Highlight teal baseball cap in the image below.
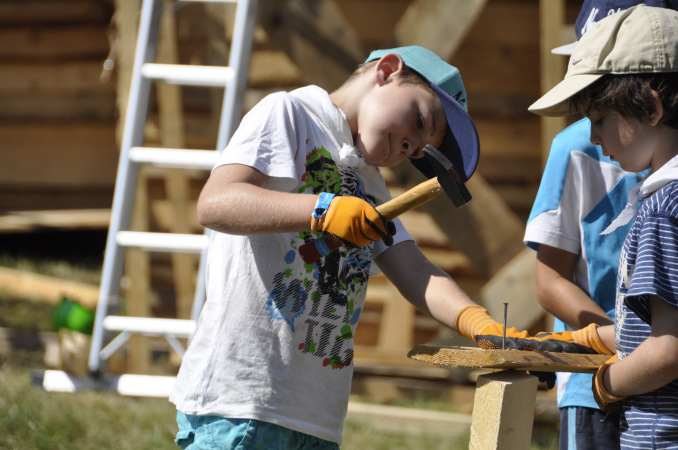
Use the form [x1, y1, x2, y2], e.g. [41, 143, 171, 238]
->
[365, 46, 480, 182]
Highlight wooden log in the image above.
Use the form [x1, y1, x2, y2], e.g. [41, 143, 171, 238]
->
[0, 26, 109, 58]
[408, 345, 609, 373]
[391, 0, 487, 59]
[0, 209, 111, 233]
[258, 0, 366, 91]
[0, 0, 111, 25]
[334, 0, 410, 50]
[0, 62, 112, 93]
[0, 94, 116, 121]
[469, 371, 537, 450]
[0, 266, 99, 310]
[0, 122, 118, 187]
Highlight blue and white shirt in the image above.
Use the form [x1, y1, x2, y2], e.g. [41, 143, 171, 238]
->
[616, 180, 678, 449]
[525, 118, 644, 409]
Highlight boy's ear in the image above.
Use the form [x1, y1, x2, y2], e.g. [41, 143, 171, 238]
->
[374, 53, 405, 85]
[648, 89, 664, 127]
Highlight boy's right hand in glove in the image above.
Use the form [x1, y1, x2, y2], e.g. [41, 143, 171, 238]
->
[593, 355, 625, 414]
[311, 193, 396, 248]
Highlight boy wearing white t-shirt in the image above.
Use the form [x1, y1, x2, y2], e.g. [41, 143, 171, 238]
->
[169, 46, 540, 448]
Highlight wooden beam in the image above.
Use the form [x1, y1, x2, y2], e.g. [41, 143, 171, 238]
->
[391, 164, 525, 279]
[469, 371, 537, 450]
[0, 27, 109, 58]
[0, 0, 112, 25]
[258, 0, 365, 90]
[391, 0, 487, 59]
[0, 266, 99, 310]
[475, 248, 543, 332]
[113, 0, 141, 145]
[156, 0, 197, 321]
[334, 0, 410, 50]
[408, 345, 609, 373]
[0, 209, 111, 233]
[126, 167, 152, 375]
[0, 62, 112, 94]
[408, 344, 607, 448]
[538, 0, 568, 168]
[0, 122, 118, 186]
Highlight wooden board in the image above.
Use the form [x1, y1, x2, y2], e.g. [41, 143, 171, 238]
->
[408, 345, 609, 373]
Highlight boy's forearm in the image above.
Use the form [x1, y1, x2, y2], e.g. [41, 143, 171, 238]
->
[606, 335, 678, 397]
[377, 241, 474, 331]
[198, 181, 317, 235]
[197, 164, 317, 235]
[538, 274, 613, 329]
[420, 271, 476, 331]
[536, 246, 613, 329]
[605, 298, 678, 397]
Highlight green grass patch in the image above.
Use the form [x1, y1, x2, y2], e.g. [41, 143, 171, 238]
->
[0, 292, 54, 332]
[342, 419, 470, 449]
[0, 365, 177, 450]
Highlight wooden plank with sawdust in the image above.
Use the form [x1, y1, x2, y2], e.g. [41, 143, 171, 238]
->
[408, 345, 609, 373]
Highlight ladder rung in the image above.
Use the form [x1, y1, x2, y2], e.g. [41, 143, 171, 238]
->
[103, 316, 197, 337]
[129, 147, 219, 169]
[141, 63, 234, 87]
[116, 231, 208, 253]
[38, 370, 177, 397]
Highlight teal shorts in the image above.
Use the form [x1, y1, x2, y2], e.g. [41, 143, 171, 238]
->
[175, 412, 340, 450]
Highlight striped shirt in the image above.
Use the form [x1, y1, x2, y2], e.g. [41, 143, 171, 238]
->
[616, 181, 678, 449]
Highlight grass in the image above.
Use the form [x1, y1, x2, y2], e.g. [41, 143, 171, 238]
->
[0, 364, 177, 450]
[2, 347, 470, 450]
[0, 230, 559, 449]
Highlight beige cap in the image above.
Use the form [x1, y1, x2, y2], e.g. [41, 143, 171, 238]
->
[529, 5, 678, 117]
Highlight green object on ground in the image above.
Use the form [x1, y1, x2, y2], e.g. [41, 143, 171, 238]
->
[52, 297, 94, 335]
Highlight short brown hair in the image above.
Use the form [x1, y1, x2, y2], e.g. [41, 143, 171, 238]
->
[349, 60, 436, 96]
[571, 73, 678, 129]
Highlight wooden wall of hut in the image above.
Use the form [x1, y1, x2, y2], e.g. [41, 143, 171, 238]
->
[0, 0, 580, 219]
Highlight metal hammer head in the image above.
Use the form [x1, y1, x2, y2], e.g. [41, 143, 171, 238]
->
[423, 144, 472, 207]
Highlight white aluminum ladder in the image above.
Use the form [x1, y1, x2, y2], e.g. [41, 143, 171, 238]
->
[58, 0, 255, 395]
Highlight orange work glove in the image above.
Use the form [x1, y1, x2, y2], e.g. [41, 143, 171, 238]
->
[461, 306, 612, 355]
[311, 193, 395, 248]
[455, 305, 531, 349]
[593, 355, 625, 414]
[529, 323, 614, 354]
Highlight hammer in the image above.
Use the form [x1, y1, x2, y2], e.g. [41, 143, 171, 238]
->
[298, 145, 472, 264]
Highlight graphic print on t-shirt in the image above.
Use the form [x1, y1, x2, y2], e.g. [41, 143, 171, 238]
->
[266, 147, 376, 369]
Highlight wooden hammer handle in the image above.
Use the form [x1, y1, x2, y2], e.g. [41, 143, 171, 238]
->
[298, 177, 443, 264]
[376, 177, 442, 220]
